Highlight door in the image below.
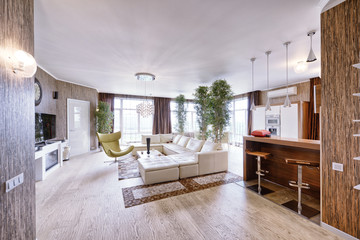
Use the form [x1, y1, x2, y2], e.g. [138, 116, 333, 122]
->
[252, 106, 266, 131]
[67, 99, 90, 156]
[280, 103, 298, 138]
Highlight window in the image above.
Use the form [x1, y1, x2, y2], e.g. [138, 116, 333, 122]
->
[229, 97, 248, 146]
[170, 101, 198, 133]
[113, 98, 153, 143]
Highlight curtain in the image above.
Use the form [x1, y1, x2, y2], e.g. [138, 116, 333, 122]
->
[247, 90, 260, 135]
[98, 93, 115, 132]
[307, 77, 321, 140]
[152, 97, 172, 134]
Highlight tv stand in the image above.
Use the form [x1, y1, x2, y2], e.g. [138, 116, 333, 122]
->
[35, 140, 68, 181]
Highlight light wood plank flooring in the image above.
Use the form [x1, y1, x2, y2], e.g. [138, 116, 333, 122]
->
[36, 147, 341, 240]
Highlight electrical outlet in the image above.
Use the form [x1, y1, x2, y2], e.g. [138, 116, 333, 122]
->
[332, 162, 343, 172]
[5, 173, 24, 192]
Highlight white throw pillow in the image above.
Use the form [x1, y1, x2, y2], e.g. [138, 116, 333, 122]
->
[173, 135, 182, 144]
[141, 135, 161, 144]
[177, 136, 190, 147]
[160, 134, 173, 143]
[186, 138, 205, 152]
[200, 141, 220, 152]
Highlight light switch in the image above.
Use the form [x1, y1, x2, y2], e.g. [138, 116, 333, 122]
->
[5, 173, 24, 192]
[332, 162, 343, 172]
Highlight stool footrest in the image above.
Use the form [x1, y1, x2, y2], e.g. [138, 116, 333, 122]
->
[288, 181, 310, 189]
[256, 171, 265, 176]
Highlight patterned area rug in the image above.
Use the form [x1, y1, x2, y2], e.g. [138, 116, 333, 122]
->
[118, 157, 141, 180]
[122, 172, 242, 208]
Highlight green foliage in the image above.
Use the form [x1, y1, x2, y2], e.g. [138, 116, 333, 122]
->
[208, 79, 233, 143]
[175, 94, 187, 134]
[95, 101, 114, 134]
[193, 86, 211, 140]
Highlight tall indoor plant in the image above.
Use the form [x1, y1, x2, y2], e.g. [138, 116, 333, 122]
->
[194, 86, 211, 140]
[209, 79, 233, 143]
[175, 94, 187, 134]
[95, 101, 114, 134]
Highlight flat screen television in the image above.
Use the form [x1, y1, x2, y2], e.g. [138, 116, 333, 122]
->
[35, 113, 56, 143]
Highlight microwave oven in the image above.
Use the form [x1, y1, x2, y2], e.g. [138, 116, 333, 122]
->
[266, 116, 280, 126]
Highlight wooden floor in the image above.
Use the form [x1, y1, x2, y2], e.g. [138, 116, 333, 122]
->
[36, 147, 341, 240]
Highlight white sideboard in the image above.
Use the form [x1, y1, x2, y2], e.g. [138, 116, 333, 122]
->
[35, 140, 68, 181]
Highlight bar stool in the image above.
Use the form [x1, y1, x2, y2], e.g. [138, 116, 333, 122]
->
[284, 158, 320, 218]
[245, 150, 271, 195]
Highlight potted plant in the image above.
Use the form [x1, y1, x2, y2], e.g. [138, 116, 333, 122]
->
[95, 101, 114, 150]
[194, 86, 211, 140]
[175, 94, 187, 134]
[209, 79, 233, 143]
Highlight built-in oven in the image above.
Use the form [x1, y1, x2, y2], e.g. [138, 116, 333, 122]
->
[265, 115, 280, 136]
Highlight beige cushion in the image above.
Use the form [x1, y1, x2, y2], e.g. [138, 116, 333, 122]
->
[141, 135, 161, 144]
[186, 138, 205, 152]
[160, 134, 173, 143]
[172, 135, 182, 144]
[138, 156, 179, 171]
[200, 141, 220, 152]
[169, 154, 198, 166]
[177, 136, 190, 147]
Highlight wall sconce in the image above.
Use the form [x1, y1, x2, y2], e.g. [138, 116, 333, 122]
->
[8, 49, 37, 78]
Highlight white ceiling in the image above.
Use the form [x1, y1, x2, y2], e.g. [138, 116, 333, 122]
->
[35, 0, 323, 99]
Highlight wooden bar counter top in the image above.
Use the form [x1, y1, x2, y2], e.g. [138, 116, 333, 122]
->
[243, 136, 320, 199]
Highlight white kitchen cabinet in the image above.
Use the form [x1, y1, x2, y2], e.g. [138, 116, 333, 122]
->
[252, 106, 266, 131]
[265, 105, 280, 116]
[281, 103, 298, 138]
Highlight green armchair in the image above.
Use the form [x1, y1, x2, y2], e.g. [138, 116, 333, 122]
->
[96, 131, 134, 165]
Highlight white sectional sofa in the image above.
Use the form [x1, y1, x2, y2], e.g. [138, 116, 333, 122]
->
[133, 134, 228, 184]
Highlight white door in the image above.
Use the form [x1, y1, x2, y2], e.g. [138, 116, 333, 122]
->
[280, 103, 298, 138]
[67, 99, 90, 156]
[252, 106, 266, 131]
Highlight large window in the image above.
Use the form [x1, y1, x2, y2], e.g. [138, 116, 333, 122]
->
[170, 101, 198, 133]
[229, 97, 248, 146]
[114, 98, 153, 143]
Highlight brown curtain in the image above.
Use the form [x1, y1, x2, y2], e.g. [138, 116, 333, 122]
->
[98, 93, 115, 132]
[152, 97, 172, 134]
[247, 90, 260, 135]
[307, 77, 321, 140]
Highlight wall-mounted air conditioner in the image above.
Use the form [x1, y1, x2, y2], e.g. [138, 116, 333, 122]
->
[267, 86, 297, 98]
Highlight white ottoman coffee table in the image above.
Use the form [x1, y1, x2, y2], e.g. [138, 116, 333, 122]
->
[137, 156, 179, 185]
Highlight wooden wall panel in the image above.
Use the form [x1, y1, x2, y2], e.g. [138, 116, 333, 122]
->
[259, 81, 310, 106]
[35, 68, 98, 149]
[0, 0, 36, 239]
[321, 0, 360, 238]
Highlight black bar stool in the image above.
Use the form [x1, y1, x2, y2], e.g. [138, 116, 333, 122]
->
[246, 150, 271, 195]
[283, 158, 320, 218]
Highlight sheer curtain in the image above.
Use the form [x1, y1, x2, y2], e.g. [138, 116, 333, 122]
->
[152, 97, 172, 134]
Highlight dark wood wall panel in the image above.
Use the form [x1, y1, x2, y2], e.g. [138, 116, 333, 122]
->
[321, 0, 360, 238]
[0, 0, 36, 239]
[35, 68, 98, 149]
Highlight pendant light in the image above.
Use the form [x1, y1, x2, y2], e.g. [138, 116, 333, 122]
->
[283, 42, 291, 108]
[306, 31, 317, 62]
[250, 57, 256, 111]
[265, 51, 272, 111]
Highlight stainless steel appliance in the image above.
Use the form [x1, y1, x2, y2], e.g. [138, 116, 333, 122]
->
[266, 115, 280, 136]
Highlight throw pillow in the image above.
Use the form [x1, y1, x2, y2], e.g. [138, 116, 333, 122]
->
[186, 138, 205, 152]
[200, 141, 220, 152]
[172, 135, 182, 144]
[177, 136, 190, 147]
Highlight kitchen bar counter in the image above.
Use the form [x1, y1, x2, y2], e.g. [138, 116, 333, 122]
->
[243, 136, 320, 199]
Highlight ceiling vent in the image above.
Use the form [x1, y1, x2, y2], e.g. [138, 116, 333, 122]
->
[267, 86, 297, 99]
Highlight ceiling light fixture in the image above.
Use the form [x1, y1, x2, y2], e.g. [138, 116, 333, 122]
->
[283, 42, 291, 108]
[306, 31, 317, 62]
[294, 61, 308, 73]
[250, 58, 256, 111]
[265, 51, 272, 111]
[7, 49, 37, 78]
[135, 72, 155, 118]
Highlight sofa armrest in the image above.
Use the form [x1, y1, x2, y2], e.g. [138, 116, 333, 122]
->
[196, 150, 228, 175]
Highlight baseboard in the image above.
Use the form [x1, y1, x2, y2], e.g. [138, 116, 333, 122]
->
[321, 222, 358, 240]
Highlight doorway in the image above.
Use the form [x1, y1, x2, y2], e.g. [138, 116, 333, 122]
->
[67, 99, 90, 156]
